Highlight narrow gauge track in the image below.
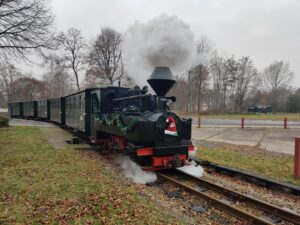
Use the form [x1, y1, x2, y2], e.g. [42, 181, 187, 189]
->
[156, 170, 300, 225]
[191, 157, 300, 196]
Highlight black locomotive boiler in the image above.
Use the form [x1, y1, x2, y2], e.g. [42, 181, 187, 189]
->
[8, 67, 195, 170]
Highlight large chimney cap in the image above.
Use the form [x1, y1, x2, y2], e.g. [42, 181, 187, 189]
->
[147, 67, 176, 96]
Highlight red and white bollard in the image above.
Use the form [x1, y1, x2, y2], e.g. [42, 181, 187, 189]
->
[294, 137, 300, 179]
[241, 117, 244, 129]
[198, 115, 201, 128]
[284, 118, 288, 129]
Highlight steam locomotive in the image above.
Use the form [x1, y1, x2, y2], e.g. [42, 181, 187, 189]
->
[8, 67, 194, 170]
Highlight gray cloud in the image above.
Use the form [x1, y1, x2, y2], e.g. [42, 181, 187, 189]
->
[23, 0, 300, 85]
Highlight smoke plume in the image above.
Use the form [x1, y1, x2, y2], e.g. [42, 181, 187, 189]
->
[115, 155, 157, 184]
[177, 160, 204, 177]
[123, 14, 195, 85]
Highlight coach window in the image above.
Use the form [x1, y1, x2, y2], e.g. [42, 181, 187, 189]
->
[74, 97, 76, 109]
[92, 93, 100, 114]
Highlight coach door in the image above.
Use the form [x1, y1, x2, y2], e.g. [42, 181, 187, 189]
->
[90, 91, 100, 136]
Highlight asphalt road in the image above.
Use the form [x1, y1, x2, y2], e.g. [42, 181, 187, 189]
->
[192, 118, 300, 127]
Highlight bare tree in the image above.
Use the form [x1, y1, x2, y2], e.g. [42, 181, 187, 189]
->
[121, 74, 135, 87]
[170, 37, 214, 115]
[151, 38, 297, 114]
[42, 54, 74, 98]
[210, 54, 223, 112]
[83, 68, 107, 88]
[188, 65, 209, 113]
[191, 37, 214, 113]
[221, 57, 237, 111]
[9, 76, 48, 101]
[209, 54, 237, 112]
[0, 0, 54, 62]
[57, 28, 86, 91]
[169, 76, 189, 114]
[87, 27, 125, 85]
[233, 57, 257, 112]
[0, 63, 22, 102]
[263, 61, 293, 111]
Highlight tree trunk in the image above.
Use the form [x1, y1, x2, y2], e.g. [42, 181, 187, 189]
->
[186, 72, 191, 115]
[75, 74, 80, 91]
[72, 65, 80, 91]
[197, 78, 202, 114]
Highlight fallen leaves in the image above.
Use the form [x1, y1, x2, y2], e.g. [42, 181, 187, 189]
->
[0, 127, 180, 224]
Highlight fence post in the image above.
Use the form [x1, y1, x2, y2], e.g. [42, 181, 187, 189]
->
[198, 114, 201, 128]
[294, 137, 300, 179]
[241, 117, 244, 129]
[284, 118, 287, 129]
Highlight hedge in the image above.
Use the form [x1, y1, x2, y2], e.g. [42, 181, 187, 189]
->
[0, 116, 9, 127]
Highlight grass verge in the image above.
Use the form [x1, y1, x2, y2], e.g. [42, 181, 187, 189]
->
[0, 126, 180, 224]
[196, 144, 300, 186]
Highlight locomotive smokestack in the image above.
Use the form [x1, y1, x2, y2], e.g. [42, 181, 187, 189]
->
[147, 67, 176, 96]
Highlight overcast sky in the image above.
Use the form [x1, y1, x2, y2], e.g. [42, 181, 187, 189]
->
[24, 0, 300, 85]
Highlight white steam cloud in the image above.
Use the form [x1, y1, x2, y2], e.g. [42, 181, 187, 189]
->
[177, 160, 204, 177]
[115, 155, 157, 184]
[123, 14, 195, 85]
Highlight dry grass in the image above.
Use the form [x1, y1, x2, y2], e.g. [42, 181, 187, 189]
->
[0, 126, 180, 224]
[195, 144, 300, 186]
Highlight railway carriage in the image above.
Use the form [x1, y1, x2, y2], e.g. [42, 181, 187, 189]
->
[64, 89, 94, 135]
[23, 101, 37, 118]
[49, 97, 65, 125]
[8, 102, 23, 118]
[37, 100, 50, 120]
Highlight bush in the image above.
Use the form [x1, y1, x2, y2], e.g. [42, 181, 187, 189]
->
[0, 116, 9, 127]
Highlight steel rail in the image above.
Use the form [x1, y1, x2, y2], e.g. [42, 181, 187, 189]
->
[157, 172, 300, 225]
[191, 157, 300, 196]
[175, 170, 300, 224]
